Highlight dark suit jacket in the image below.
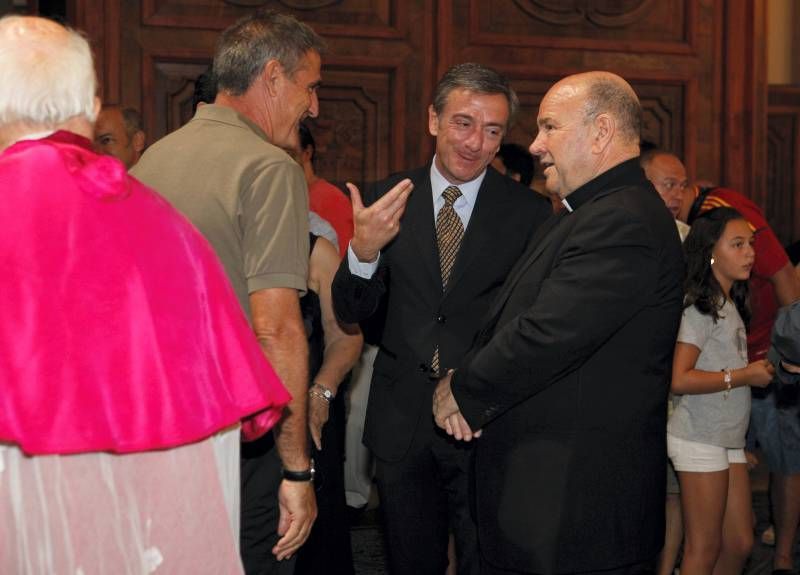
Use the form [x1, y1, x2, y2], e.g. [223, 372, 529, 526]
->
[332, 165, 551, 462]
[452, 159, 685, 574]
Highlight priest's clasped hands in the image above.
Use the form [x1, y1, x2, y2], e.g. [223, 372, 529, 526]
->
[433, 370, 482, 442]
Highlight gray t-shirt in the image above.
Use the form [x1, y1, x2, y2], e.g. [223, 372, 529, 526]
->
[667, 299, 750, 448]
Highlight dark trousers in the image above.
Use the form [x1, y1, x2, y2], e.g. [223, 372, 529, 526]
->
[295, 391, 354, 575]
[374, 418, 479, 575]
[240, 433, 296, 575]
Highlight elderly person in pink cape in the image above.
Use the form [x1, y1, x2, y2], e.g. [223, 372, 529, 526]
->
[0, 15, 290, 574]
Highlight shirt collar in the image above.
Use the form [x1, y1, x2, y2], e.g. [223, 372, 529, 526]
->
[193, 104, 270, 143]
[559, 157, 646, 212]
[429, 155, 485, 207]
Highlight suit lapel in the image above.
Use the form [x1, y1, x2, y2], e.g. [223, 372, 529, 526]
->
[404, 175, 440, 287]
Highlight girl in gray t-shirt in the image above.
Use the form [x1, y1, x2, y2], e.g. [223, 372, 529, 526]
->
[667, 207, 773, 573]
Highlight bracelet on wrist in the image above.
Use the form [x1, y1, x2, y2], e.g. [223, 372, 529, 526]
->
[309, 388, 330, 404]
[722, 368, 732, 399]
[310, 382, 334, 402]
[282, 459, 315, 482]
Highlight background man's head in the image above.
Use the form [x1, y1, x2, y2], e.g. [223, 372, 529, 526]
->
[491, 143, 534, 186]
[192, 67, 218, 113]
[94, 106, 146, 169]
[429, 63, 518, 185]
[530, 71, 641, 197]
[640, 150, 688, 219]
[0, 15, 97, 149]
[213, 9, 326, 150]
[297, 121, 318, 177]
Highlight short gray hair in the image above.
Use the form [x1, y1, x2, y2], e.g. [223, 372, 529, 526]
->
[583, 78, 642, 143]
[0, 16, 97, 127]
[432, 63, 519, 127]
[213, 9, 326, 96]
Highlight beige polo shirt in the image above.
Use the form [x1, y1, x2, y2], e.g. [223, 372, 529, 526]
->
[132, 104, 309, 322]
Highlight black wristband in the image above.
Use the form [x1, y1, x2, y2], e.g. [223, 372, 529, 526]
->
[282, 459, 315, 482]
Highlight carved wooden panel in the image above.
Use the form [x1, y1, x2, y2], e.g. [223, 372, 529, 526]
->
[70, 0, 768, 205]
[766, 86, 800, 246]
[142, 0, 405, 39]
[303, 64, 398, 189]
[469, 0, 693, 54]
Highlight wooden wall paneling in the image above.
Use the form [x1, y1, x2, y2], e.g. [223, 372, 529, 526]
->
[721, 0, 767, 201]
[766, 85, 800, 246]
[70, 0, 121, 103]
[68, 0, 768, 212]
[467, 0, 694, 55]
[304, 58, 403, 189]
[141, 0, 404, 39]
[440, 0, 718, 189]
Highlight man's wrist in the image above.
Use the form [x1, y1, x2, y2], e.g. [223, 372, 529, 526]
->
[350, 239, 378, 263]
[282, 458, 315, 482]
[309, 382, 334, 403]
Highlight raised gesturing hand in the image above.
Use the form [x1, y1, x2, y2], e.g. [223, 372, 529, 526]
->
[348, 178, 413, 263]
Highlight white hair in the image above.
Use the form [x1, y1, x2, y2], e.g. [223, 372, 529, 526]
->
[0, 16, 97, 128]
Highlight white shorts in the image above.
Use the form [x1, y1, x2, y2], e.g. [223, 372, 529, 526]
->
[667, 433, 747, 472]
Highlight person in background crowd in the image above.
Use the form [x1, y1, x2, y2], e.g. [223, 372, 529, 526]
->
[668, 207, 773, 574]
[641, 149, 691, 241]
[491, 142, 534, 187]
[680, 180, 800, 573]
[640, 147, 691, 575]
[298, 121, 353, 257]
[94, 105, 146, 168]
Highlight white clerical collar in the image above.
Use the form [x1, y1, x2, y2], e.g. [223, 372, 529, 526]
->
[561, 197, 574, 212]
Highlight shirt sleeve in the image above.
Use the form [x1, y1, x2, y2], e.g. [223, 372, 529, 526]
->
[240, 158, 309, 295]
[347, 244, 380, 279]
[676, 305, 712, 350]
[753, 226, 790, 278]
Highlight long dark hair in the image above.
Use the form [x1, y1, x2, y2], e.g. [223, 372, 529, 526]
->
[683, 207, 750, 327]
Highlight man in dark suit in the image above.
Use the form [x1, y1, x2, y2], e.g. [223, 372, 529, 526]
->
[434, 71, 685, 574]
[332, 63, 551, 574]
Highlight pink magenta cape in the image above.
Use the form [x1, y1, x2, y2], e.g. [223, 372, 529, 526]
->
[0, 131, 291, 454]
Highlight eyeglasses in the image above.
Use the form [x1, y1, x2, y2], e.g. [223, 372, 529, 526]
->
[658, 179, 689, 193]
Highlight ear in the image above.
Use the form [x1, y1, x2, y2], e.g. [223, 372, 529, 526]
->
[428, 105, 439, 137]
[261, 59, 283, 97]
[590, 113, 614, 154]
[132, 130, 146, 154]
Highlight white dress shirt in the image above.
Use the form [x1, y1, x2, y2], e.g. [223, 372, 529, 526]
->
[347, 156, 487, 278]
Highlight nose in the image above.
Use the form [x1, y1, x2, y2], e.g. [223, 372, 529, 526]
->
[463, 126, 483, 151]
[529, 132, 544, 157]
[307, 91, 319, 118]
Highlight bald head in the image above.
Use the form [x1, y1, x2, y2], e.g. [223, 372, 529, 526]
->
[530, 71, 642, 196]
[640, 151, 688, 218]
[0, 16, 97, 147]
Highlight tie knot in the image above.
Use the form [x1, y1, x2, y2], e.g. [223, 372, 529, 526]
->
[442, 186, 462, 206]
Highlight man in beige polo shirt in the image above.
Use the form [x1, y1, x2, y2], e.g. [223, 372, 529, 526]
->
[133, 9, 325, 574]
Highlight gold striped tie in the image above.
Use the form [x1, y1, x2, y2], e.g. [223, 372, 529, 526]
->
[431, 185, 464, 374]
